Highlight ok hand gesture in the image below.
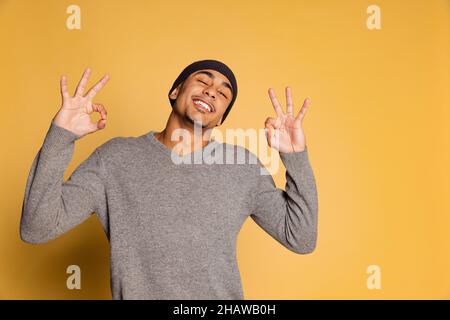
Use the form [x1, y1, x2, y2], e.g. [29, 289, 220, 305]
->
[52, 68, 110, 137]
[264, 87, 311, 153]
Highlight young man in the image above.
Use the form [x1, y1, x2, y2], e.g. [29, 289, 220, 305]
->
[20, 59, 318, 300]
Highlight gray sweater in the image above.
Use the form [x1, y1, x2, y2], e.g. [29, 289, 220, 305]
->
[20, 122, 318, 299]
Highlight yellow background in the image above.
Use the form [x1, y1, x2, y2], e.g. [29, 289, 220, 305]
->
[0, 0, 448, 299]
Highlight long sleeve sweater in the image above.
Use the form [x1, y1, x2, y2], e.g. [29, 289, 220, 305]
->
[20, 122, 318, 300]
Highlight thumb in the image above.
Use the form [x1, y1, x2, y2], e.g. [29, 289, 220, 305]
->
[86, 119, 105, 134]
[89, 103, 107, 133]
[96, 118, 107, 130]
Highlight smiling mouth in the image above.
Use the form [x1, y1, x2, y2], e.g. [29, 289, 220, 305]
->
[192, 98, 214, 113]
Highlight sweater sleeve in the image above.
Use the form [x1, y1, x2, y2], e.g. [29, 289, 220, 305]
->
[250, 146, 318, 254]
[20, 122, 108, 244]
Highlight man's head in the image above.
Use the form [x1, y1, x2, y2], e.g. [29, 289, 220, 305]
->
[168, 59, 238, 128]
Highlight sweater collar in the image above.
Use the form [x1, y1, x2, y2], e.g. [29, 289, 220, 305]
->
[145, 131, 222, 164]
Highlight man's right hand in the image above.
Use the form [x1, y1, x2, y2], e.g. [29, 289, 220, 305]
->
[52, 67, 110, 137]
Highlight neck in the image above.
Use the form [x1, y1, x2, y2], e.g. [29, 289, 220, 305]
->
[155, 111, 214, 156]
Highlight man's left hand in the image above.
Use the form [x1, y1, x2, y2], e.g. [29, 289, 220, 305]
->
[265, 86, 311, 153]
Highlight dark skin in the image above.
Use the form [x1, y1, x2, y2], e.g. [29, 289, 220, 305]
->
[154, 69, 233, 156]
[52, 68, 311, 157]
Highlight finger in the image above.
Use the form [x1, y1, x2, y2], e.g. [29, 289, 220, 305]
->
[74, 67, 92, 97]
[85, 74, 110, 100]
[265, 117, 282, 129]
[265, 117, 277, 128]
[96, 118, 107, 130]
[92, 103, 107, 120]
[265, 120, 279, 138]
[286, 86, 293, 115]
[268, 88, 284, 118]
[89, 105, 107, 133]
[296, 97, 311, 121]
[60, 75, 70, 100]
[88, 117, 107, 133]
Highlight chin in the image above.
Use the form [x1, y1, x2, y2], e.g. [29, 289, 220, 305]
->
[186, 113, 208, 128]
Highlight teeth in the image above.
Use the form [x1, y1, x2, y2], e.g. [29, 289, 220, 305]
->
[193, 100, 211, 112]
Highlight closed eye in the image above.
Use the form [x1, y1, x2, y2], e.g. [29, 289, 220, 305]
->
[198, 79, 227, 98]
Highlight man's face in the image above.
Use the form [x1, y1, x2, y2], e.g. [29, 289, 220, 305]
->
[169, 69, 233, 128]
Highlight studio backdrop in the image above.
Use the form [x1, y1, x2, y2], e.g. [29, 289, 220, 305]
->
[0, 0, 448, 299]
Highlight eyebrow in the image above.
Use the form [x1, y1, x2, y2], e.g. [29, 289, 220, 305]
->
[194, 71, 233, 94]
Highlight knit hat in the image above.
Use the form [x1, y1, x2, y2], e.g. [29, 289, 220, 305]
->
[168, 59, 238, 125]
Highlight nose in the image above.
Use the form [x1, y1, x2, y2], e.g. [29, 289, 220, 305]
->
[203, 86, 216, 99]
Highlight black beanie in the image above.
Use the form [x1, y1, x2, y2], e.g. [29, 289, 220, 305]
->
[168, 59, 238, 125]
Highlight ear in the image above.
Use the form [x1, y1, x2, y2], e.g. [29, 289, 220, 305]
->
[169, 83, 182, 100]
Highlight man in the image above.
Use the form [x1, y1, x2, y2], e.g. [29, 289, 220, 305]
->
[20, 59, 318, 300]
